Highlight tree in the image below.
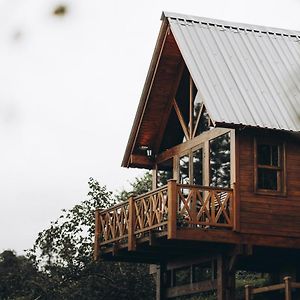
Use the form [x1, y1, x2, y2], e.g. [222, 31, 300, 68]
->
[116, 171, 152, 201]
[27, 174, 155, 299]
[0, 250, 47, 299]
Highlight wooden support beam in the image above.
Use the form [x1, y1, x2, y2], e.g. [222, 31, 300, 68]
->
[175, 228, 300, 249]
[228, 254, 238, 274]
[189, 75, 193, 139]
[166, 279, 217, 298]
[217, 255, 236, 300]
[129, 154, 153, 168]
[233, 131, 240, 232]
[156, 265, 166, 300]
[156, 127, 231, 164]
[167, 255, 218, 271]
[167, 179, 177, 239]
[173, 98, 190, 141]
[128, 196, 136, 251]
[217, 255, 226, 300]
[153, 60, 185, 153]
[252, 283, 284, 294]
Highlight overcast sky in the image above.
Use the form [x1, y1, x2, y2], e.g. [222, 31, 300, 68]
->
[1, 0, 300, 254]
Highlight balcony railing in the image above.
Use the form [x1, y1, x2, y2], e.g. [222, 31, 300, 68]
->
[94, 180, 235, 258]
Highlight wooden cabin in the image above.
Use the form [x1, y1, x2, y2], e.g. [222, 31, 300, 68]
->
[94, 12, 300, 299]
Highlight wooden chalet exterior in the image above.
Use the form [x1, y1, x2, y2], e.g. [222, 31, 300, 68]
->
[94, 12, 300, 299]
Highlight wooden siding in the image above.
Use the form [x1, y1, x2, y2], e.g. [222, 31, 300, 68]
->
[238, 129, 300, 238]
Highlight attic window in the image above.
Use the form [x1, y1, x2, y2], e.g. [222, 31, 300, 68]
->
[255, 140, 286, 194]
[159, 67, 213, 153]
[173, 67, 213, 140]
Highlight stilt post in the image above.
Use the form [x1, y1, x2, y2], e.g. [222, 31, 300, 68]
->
[217, 255, 225, 300]
[156, 264, 165, 300]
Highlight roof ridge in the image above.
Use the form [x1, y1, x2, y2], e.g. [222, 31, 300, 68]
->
[162, 11, 300, 37]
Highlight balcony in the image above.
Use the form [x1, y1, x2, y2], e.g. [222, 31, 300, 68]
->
[94, 180, 236, 261]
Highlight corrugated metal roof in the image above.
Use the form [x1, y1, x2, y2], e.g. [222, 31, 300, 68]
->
[163, 12, 300, 131]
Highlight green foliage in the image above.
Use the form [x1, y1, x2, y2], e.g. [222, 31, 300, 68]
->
[235, 271, 270, 300]
[0, 250, 47, 299]
[116, 171, 152, 201]
[26, 175, 155, 299]
[28, 178, 115, 269]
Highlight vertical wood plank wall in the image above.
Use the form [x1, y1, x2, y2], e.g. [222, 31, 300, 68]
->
[238, 130, 300, 238]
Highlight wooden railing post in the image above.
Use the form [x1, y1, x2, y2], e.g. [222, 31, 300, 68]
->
[168, 179, 177, 239]
[211, 191, 215, 224]
[93, 209, 100, 261]
[284, 276, 292, 300]
[245, 285, 252, 300]
[128, 196, 136, 251]
[233, 182, 240, 232]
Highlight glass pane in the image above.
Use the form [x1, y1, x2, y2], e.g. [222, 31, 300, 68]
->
[157, 159, 173, 188]
[175, 267, 190, 285]
[175, 67, 190, 131]
[193, 148, 203, 185]
[195, 108, 212, 137]
[257, 144, 271, 165]
[179, 154, 190, 184]
[258, 168, 278, 190]
[194, 262, 212, 282]
[210, 133, 231, 188]
[159, 107, 185, 152]
[192, 84, 200, 129]
[257, 144, 280, 166]
[271, 145, 279, 166]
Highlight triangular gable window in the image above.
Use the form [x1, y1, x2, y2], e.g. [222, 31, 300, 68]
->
[194, 104, 213, 137]
[159, 67, 213, 152]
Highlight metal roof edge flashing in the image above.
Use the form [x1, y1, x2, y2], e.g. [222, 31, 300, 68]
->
[163, 11, 300, 37]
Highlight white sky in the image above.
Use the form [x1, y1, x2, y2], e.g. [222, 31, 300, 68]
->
[1, 0, 300, 254]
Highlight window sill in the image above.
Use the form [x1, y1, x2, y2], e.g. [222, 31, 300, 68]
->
[254, 189, 287, 197]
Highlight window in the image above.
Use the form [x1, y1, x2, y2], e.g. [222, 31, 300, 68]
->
[159, 67, 213, 152]
[179, 154, 190, 184]
[255, 141, 285, 194]
[178, 147, 204, 186]
[193, 148, 203, 186]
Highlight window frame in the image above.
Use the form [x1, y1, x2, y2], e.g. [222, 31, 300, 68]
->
[254, 138, 286, 196]
[209, 132, 231, 188]
[154, 127, 235, 189]
[177, 144, 205, 186]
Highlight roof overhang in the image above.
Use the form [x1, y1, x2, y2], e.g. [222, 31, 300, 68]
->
[122, 16, 183, 168]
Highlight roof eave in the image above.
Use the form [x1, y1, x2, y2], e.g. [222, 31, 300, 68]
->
[121, 18, 170, 168]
